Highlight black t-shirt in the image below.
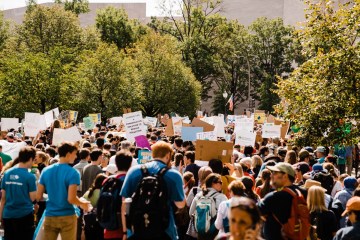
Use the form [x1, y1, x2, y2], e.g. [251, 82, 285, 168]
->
[310, 210, 338, 240]
[257, 185, 307, 239]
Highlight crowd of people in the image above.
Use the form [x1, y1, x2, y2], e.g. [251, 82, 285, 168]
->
[0, 118, 360, 240]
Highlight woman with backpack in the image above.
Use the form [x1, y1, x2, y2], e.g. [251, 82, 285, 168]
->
[189, 173, 228, 240]
[307, 186, 338, 240]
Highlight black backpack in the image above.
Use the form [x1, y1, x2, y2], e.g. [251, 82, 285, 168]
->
[97, 175, 124, 230]
[128, 164, 169, 239]
[313, 171, 334, 194]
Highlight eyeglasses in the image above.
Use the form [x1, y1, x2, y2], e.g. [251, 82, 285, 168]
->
[214, 181, 223, 185]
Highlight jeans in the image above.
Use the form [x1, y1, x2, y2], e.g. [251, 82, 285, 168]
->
[43, 214, 77, 240]
[3, 212, 35, 240]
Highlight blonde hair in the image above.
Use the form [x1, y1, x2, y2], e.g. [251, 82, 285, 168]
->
[251, 155, 263, 168]
[37, 151, 49, 165]
[307, 186, 327, 213]
[198, 166, 213, 186]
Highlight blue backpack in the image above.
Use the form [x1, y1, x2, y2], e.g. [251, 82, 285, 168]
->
[222, 201, 230, 233]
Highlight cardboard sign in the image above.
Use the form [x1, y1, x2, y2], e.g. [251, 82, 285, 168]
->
[123, 108, 132, 114]
[281, 121, 290, 139]
[137, 149, 153, 164]
[89, 113, 101, 124]
[235, 129, 256, 146]
[164, 119, 174, 136]
[191, 118, 215, 132]
[83, 117, 94, 130]
[52, 126, 82, 146]
[262, 124, 281, 138]
[196, 131, 217, 141]
[266, 114, 275, 123]
[135, 135, 151, 150]
[24, 113, 47, 137]
[1, 118, 19, 131]
[58, 110, 70, 124]
[254, 110, 266, 124]
[195, 140, 233, 163]
[172, 117, 183, 136]
[181, 127, 203, 141]
[0, 140, 26, 159]
[123, 111, 146, 142]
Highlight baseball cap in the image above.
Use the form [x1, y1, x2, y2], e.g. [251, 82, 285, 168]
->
[342, 197, 360, 216]
[315, 146, 326, 153]
[6, 132, 14, 138]
[344, 177, 358, 190]
[267, 162, 295, 178]
[302, 179, 323, 190]
[103, 164, 118, 175]
[312, 163, 323, 173]
[304, 146, 314, 153]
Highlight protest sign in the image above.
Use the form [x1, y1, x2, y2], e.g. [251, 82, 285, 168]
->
[24, 113, 47, 137]
[89, 113, 101, 124]
[123, 111, 146, 142]
[195, 140, 233, 163]
[83, 117, 94, 130]
[172, 117, 183, 136]
[52, 107, 60, 118]
[182, 116, 191, 124]
[214, 116, 226, 138]
[280, 121, 290, 139]
[144, 117, 158, 128]
[110, 117, 123, 126]
[254, 110, 266, 124]
[165, 118, 174, 136]
[266, 114, 275, 123]
[181, 127, 203, 141]
[227, 115, 236, 124]
[0, 140, 26, 159]
[44, 110, 54, 128]
[202, 116, 215, 125]
[137, 149, 153, 164]
[58, 110, 70, 124]
[135, 135, 151, 150]
[1, 118, 19, 131]
[191, 118, 215, 132]
[196, 131, 217, 141]
[262, 124, 281, 138]
[197, 111, 203, 118]
[69, 111, 78, 122]
[52, 126, 82, 146]
[235, 129, 256, 146]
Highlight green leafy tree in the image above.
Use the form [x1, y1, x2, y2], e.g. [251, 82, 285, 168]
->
[249, 17, 297, 113]
[276, 0, 360, 146]
[54, 0, 90, 15]
[134, 32, 201, 117]
[96, 7, 147, 51]
[0, 12, 9, 51]
[70, 43, 143, 119]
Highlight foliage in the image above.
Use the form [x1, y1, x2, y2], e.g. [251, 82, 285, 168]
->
[133, 32, 201, 117]
[69, 43, 142, 119]
[96, 6, 147, 51]
[0, 12, 9, 51]
[54, 0, 90, 15]
[276, 0, 360, 146]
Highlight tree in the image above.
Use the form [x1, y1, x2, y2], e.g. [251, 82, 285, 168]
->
[54, 0, 90, 15]
[70, 43, 142, 119]
[149, 0, 227, 100]
[134, 32, 201, 117]
[276, 0, 360, 146]
[0, 12, 9, 51]
[249, 17, 297, 113]
[96, 6, 147, 51]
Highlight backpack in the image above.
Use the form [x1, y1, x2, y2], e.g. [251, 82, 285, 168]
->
[222, 201, 230, 233]
[313, 171, 334, 194]
[97, 174, 125, 230]
[128, 165, 169, 239]
[194, 191, 218, 236]
[273, 187, 311, 240]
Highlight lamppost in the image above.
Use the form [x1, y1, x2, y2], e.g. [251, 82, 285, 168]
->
[223, 91, 228, 117]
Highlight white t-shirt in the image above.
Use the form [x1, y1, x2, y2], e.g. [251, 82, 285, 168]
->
[215, 199, 231, 234]
[331, 180, 342, 197]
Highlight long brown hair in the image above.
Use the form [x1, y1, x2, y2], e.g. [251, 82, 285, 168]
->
[202, 173, 222, 195]
[259, 169, 272, 198]
[88, 173, 107, 198]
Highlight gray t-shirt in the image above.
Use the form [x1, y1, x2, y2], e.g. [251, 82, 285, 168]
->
[82, 164, 102, 195]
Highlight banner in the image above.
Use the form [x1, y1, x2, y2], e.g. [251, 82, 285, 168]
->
[24, 113, 47, 137]
[123, 111, 146, 142]
[235, 129, 256, 146]
[262, 124, 281, 138]
[181, 127, 203, 141]
[196, 131, 217, 141]
[52, 126, 82, 146]
[1, 118, 19, 131]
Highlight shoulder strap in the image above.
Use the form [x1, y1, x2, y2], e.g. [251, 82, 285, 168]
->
[141, 164, 149, 176]
[192, 187, 198, 196]
[158, 166, 169, 177]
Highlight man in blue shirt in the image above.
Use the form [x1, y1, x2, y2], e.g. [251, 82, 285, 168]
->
[120, 141, 185, 240]
[37, 142, 91, 240]
[0, 146, 37, 240]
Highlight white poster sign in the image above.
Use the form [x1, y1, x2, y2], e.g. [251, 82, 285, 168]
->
[110, 117, 123, 126]
[1, 118, 19, 131]
[172, 117, 183, 136]
[44, 110, 54, 127]
[196, 131, 217, 141]
[52, 126, 82, 146]
[123, 111, 146, 142]
[144, 117, 158, 127]
[0, 140, 27, 159]
[52, 107, 60, 118]
[24, 113, 47, 137]
[262, 124, 281, 138]
[235, 129, 256, 146]
[214, 116, 226, 138]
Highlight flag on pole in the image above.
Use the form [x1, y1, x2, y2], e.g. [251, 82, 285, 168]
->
[227, 94, 234, 111]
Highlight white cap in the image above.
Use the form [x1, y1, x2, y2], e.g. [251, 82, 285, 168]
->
[103, 164, 117, 174]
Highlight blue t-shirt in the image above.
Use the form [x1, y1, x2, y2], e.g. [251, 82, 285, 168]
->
[120, 160, 185, 240]
[1, 167, 36, 218]
[39, 163, 80, 217]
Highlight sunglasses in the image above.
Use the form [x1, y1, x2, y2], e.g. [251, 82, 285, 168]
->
[214, 181, 223, 185]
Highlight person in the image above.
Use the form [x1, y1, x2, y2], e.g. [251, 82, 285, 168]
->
[0, 147, 37, 239]
[73, 148, 90, 196]
[82, 149, 103, 195]
[36, 151, 49, 173]
[184, 151, 200, 185]
[186, 166, 213, 207]
[333, 196, 360, 239]
[241, 176, 260, 203]
[251, 155, 263, 179]
[215, 180, 246, 235]
[293, 162, 310, 186]
[209, 159, 236, 197]
[36, 142, 91, 240]
[315, 146, 327, 164]
[284, 150, 297, 165]
[189, 173, 228, 240]
[257, 162, 308, 239]
[255, 169, 272, 198]
[298, 149, 311, 165]
[216, 197, 262, 240]
[120, 141, 186, 240]
[307, 186, 338, 240]
[183, 171, 195, 197]
[0, 145, 12, 167]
